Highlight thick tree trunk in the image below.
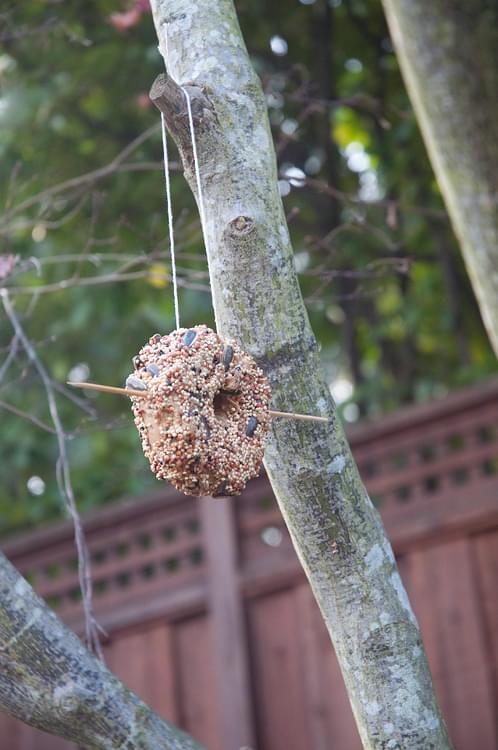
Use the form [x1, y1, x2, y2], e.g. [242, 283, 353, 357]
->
[149, 1, 453, 747]
[381, 0, 498, 357]
[0, 550, 204, 749]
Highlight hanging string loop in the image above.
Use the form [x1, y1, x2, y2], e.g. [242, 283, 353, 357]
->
[160, 112, 180, 330]
[181, 87, 210, 257]
[159, 87, 214, 330]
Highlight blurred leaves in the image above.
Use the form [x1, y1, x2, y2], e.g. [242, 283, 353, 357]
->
[0, 0, 495, 538]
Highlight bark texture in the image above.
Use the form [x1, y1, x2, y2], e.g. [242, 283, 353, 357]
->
[0, 550, 204, 749]
[149, 1, 453, 748]
[381, 0, 498, 356]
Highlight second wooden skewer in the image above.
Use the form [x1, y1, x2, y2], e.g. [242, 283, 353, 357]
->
[67, 381, 329, 424]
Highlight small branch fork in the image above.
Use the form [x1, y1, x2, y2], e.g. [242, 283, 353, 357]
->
[68, 381, 329, 424]
[149, 73, 212, 159]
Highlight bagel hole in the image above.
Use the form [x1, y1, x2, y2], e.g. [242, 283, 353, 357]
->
[213, 389, 240, 422]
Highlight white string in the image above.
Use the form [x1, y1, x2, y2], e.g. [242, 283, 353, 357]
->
[159, 64, 213, 329]
[182, 87, 210, 259]
[160, 112, 180, 330]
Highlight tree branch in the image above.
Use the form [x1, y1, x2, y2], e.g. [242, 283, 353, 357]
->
[149, 0, 453, 747]
[381, 0, 498, 357]
[0, 551, 205, 749]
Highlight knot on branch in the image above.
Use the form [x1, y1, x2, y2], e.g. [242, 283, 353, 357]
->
[227, 215, 255, 237]
[54, 681, 97, 717]
[221, 216, 260, 276]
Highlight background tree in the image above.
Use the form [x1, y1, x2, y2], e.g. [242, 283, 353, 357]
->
[381, 0, 498, 357]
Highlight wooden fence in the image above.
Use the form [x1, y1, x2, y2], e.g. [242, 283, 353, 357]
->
[1, 379, 498, 749]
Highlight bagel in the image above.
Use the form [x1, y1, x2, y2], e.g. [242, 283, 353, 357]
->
[127, 325, 271, 496]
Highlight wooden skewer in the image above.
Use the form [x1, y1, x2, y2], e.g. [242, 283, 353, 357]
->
[268, 409, 328, 423]
[67, 381, 329, 424]
[68, 382, 150, 398]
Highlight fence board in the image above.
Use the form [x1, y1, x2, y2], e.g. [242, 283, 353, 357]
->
[398, 540, 497, 750]
[473, 531, 498, 713]
[295, 583, 362, 750]
[175, 615, 222, 750]
[106, 621, 178, 722]
[248, 588, 310, 750]
[201, 499, 255, 750]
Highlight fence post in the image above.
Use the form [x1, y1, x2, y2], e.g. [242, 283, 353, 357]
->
[200, 498, 255, 750]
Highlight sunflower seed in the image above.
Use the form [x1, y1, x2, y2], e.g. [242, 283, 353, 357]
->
[146, 363, 160, 377]
[223, 345, 234, 371]
[183, 329, 197, 347]
[126, 375, 148, 391]
[201, 416, 211, 438]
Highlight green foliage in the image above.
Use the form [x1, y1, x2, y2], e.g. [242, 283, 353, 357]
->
[0, 0, 495, 537]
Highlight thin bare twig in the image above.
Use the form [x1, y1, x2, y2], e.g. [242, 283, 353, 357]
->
[305, 176, 448, 219]
[3, 269, 210, 296]
[0, 333, 20, 384]
[0, 124, 165, 230]
[52, 381, 98, 418]
[0, 398, 57, 434]
[1, 290, 104, 658]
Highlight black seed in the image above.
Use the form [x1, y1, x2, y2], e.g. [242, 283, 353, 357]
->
[183, 329, 197, 347]
[133, 356, 143, 370]
[151, 333, 162, 343]
[213, 355, 220, 365]
[146, 363, 160, 377]
[201, 416, 211, 439]
[246, 416, 258, 437]
[126, 375, 148, 391]
[212, 480, 228, 497]
[223, 345, 234, 371]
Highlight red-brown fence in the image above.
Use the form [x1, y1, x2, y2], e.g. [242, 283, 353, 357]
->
[1, 379, 498, 749]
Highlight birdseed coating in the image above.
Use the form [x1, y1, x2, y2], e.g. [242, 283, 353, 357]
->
[127, 325, 272, 496]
